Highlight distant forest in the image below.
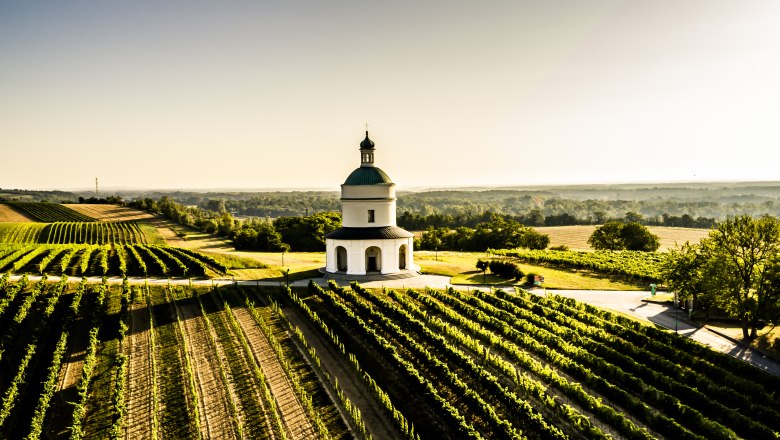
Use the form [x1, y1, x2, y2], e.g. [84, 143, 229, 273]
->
[2, 181, 780, 229]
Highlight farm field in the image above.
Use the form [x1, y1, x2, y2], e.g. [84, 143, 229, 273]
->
[0, 244, 229, 277]
[0, 277, 349, 439]
[0, 221, 162, 245]
[0, 205, 35, 222]
[63, 204, 156, 222]
[4, 202, 95, 223]
[3, 276, 775, 439]
[534, 225, 711, 252]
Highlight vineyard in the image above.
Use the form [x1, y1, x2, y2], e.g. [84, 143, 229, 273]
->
[3, 203, 95, 223]
[0, 277, 777, 439]
[0, 277, 350, 439]
[0, 221, 160, 245]
[491, 248, 666, 282]
[0, 244, 229, 277]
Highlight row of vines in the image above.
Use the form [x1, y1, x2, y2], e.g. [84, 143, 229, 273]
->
[0, 278, 357, 439]
[490, 248, 666, 281]
[295, 280, 779, 439]
[3, 275, 776, 440]
[0, 244, 228, 277]
[0, 221, 156, 245]
[4, 203, 95, 223]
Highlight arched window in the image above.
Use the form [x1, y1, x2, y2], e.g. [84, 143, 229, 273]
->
[399, 244, 407, 269]
[336, 246, 348, 271]
[365, 246, 382, 272]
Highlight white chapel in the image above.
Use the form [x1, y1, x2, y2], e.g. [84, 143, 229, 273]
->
[324, 132, 419, 276]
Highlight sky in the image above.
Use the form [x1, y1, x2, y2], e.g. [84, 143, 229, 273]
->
[2, 1, 780, 191]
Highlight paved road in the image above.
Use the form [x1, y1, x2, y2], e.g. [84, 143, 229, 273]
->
[540, 289, 780, 377]
[5, 273, 779, 376]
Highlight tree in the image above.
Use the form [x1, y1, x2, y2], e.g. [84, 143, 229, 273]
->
[664, 215, 780, 340]
[273, 211, 341, 251]
[702, 215, 780, 339]
[619, 222, 660, 251]
[587, 222, 625, 250]
[662, 242, 717, 320]
[519, 228, 550, 250]
[588, 221, 660, 251]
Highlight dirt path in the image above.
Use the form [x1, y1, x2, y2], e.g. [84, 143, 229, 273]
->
[282, 306, 401, 440]
[173, 297, 238, 440]
[124, 302, 155, 439]
[231, 307, 317, 439]
[46, 346, 85, 438]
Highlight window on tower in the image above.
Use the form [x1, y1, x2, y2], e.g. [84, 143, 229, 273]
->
[368, 209, 375, 223]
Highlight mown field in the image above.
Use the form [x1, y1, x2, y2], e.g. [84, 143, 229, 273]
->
[534, 225, 710, 252]
[1, 276, 778, 440]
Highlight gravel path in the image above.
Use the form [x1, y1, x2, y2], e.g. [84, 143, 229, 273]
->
[232, 307, 316, 439]
[173, 296, 238, 440]
[124, 302, 155, 440]
[282, 305, 402, 440]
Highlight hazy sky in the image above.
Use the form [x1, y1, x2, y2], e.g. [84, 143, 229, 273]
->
[2, 1, 779, 190]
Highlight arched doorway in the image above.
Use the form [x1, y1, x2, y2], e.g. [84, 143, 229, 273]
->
[398, 244, 407, 269]
[365, 246, 382, 272]
[336, 246, 348, 271]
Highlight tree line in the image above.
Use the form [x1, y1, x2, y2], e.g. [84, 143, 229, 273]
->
[416, 215, 551, 252]
[398, 210, 716, 230]
[128, 197, 340, 252]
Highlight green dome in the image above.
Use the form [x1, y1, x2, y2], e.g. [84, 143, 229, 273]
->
[343, 167, 392, 185]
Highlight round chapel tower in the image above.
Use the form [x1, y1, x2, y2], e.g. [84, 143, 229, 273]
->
[324, 132, 418, 276]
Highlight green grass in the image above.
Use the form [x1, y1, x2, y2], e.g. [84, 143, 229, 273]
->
[418, 251, 646, 290]
[199, 251, 268, 270]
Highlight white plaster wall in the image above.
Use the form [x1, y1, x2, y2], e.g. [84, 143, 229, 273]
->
[326, 237, 417, 275]
[341, 184, 395, 199]
[341, 199, 395, 227]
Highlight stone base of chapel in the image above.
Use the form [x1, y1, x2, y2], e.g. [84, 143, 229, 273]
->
[318, 267, 421, 282]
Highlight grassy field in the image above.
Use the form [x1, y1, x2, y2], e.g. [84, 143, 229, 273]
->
[416, 250, 646, 290]
[535, 225, 711, 251]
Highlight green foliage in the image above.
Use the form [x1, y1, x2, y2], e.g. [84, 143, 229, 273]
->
[0, 221, 156, 245]
[0, 243, 225, 277]
[486, 259, 524, 281]
[664, 215, 780, 339]
[588, 221, 660, 251]
[418, 216, 549, 252]
[273, 211, 341, 251]
[492, 248, 665, 281]
[232, 219, 289, 252]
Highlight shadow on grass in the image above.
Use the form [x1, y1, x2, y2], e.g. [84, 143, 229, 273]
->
[452, 270, 520, 285]
[261, 268, 323, 282]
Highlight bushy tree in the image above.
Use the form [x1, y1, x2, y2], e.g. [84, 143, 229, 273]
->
[232, 220, 288, 252]
[273, 211, 341, 251]
[588, 221, 660, 251]
[663, 215, 780, 339]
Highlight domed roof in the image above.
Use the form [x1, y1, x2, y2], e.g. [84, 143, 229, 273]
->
[343, 167, 392, 185]
[359, 131, 375, 150]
